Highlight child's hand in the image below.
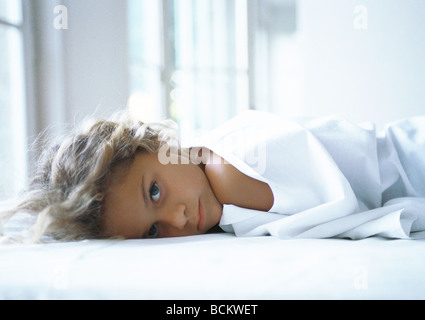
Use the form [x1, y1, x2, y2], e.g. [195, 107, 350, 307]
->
[204, 152, 274, 212]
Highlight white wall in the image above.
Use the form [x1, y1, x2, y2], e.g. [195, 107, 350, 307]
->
[270, 0, 425, 128]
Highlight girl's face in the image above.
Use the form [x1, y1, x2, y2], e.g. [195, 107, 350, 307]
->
[102, 152, 223, 239]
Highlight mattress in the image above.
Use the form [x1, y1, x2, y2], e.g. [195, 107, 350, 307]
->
[1, 233, 424, 300]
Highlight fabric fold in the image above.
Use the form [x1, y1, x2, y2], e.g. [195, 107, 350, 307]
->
[196, 111, 425, 240]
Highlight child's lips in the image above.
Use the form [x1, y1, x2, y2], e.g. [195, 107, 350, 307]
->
[198, 200, 206, 231]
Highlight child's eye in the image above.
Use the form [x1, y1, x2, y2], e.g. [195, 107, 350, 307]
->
[149, 182, 160, 202]
[147, 223, 159, 238]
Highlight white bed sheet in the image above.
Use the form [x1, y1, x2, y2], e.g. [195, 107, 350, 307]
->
[1, 233, 424, 300]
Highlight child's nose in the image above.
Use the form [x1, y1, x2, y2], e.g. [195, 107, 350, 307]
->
[159, 203, 187, 230]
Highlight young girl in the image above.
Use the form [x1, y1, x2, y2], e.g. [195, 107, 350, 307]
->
[1, 110, 425, 243]
[0, 111, 271, 242]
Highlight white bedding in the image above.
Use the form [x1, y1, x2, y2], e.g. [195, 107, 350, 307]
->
[1, 233, 425, 300]
[196, 112, 425, 239]
[2, 112, 425, 300]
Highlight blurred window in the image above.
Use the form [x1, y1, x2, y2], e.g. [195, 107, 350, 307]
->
[0, 0, 27, 200]
[128, 0, 249, 143]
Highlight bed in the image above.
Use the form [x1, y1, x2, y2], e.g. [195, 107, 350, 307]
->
[1, 232, 425, 300]
[2, 113, 425, 301]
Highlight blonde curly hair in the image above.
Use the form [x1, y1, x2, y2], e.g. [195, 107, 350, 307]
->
[0, 112, 177, 243]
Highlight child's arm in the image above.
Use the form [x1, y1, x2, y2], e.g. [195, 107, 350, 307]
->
[204, 152, 274, 212]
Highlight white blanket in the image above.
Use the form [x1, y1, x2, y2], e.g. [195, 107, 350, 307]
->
[194, 111, 425, 239]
